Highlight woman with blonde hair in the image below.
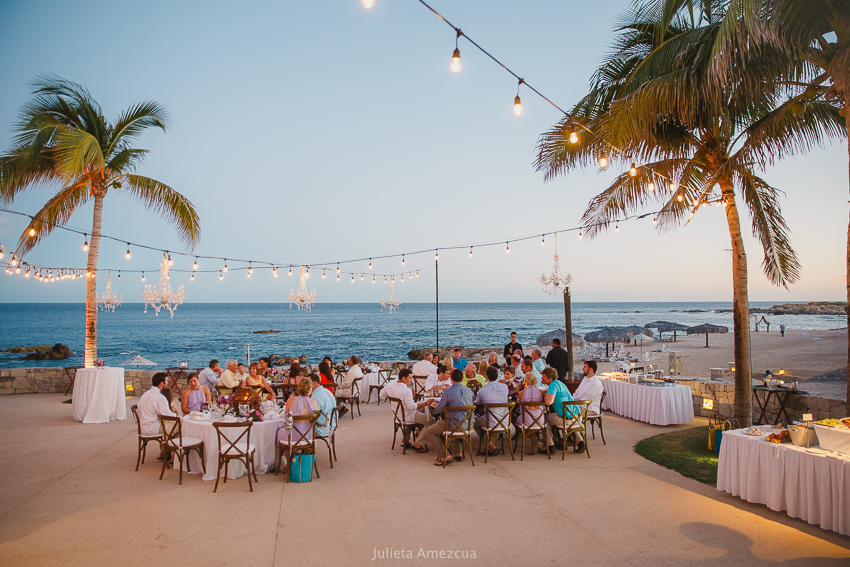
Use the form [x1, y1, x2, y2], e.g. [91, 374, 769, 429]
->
[244, 361, 276, 401]
[278, 376, 320, 445]
[477, 361, 489, 380]
[516, 372, 545, 455]
[443, 356, 454, 372]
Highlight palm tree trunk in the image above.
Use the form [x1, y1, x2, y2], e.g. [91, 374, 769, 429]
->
[84, 190, 104, 367]
[722, 183, 753, 426]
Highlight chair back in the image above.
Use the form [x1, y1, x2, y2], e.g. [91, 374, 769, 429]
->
[286, 411, 321, 448]
[213, 420, 253, 457]
[517, 401, 547, 431]
[351, 377, 362, 398]
[130, 404, 143, 436]
[412, 376, 428, 400]
[482, 402, 515, 433]
[387, 396, 407, 428]
[378, 366, 392, 385]
[598, 390, 606, 413]
[442, 406, 476, 436]
[562, 400, 591, 429]
[159, 414, 184, 448]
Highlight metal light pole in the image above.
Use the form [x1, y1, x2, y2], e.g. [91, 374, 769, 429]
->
[541, 234, 574, 379]
[435, 255, 439, 357]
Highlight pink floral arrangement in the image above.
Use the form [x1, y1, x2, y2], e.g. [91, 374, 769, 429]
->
[94, 360, 105, 367]
[247, 409, 264, 422]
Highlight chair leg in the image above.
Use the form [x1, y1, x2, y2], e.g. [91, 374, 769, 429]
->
[213, 455, 222, 492]
[466, 437, 475, 466]
[246, 457, 253, 492]
[285, 448, 292, 483]
[332, 433, 338, 461]
[136, 439, 143, 472]
[252, 453, 259, 482]
[178, 453, 183, 485]
[393, 425, 399, 452]
[313, 453, 320, 479]
[599, 420, 606, 445]
[590, 421, 596, 439]
[506, 432, 514, 461]
[224, 459, 228, 483]
[355, 398, 361, 417]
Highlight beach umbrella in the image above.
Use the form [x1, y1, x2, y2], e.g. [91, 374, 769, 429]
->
[584, 327, 632, 357]
[644, 321, 688, 341]
[628, 333, 654, 359]
[119, 354, 158, 369]
[685, 323, 729, 348]
[535, 329, 585, 348]
[623, 326, 653, 338]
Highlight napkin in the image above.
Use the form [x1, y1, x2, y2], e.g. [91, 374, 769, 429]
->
[263, 412, 282, 421]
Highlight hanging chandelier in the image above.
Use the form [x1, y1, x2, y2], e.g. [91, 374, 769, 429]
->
[540, 234, 572, 294]
[142, 252, 185, 318]
[380, 284, 401, 313]
[289, 266, 316, 311]
[97, 270, 123, 312]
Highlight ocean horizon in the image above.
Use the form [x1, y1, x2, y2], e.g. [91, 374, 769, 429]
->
[2, 301, 845, 369]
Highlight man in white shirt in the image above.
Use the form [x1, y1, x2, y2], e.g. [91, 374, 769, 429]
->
[380, 369, 433, 451]
[411, 353, 438, 377]
[198, 359, 221, 391]
[218, 359, 242, 389]
[573, 360, 604, 416]
[136, 373, 178, 458]
[236, 362, 249, 381]
[423, 365, 451, 393]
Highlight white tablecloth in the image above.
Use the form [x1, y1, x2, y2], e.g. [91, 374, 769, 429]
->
[71, 367, 127, 424]
[601, 379, 694, 425]
[717, 429, 850, 536]
[180, 417, 288, 481]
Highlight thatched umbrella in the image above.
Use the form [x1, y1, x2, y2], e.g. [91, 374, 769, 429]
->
[119, 353, 158, 369]
[628, 333, 654, 359]
[686, 323, 729, 347]
[584, 327, 632, 357]
[644, 321, 689, 341]
[535, 329, 585, 348]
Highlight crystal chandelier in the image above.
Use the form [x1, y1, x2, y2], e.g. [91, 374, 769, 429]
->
[289, 266, 316, 311]
[97, 270, 123, 312]
[540, 233, 572, 294]
[142, 251, 186, 318]
[380, 285, 401, 313]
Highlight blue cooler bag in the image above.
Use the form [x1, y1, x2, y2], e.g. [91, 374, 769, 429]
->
[289, 454, 315, 483]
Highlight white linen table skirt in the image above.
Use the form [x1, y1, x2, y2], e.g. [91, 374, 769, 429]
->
[71, 367, 127, 424]
[600, 379, 694, 425]
[180, 417, 288, 481]
[717, 429, 850, 536]
[360, 371, 383, 403]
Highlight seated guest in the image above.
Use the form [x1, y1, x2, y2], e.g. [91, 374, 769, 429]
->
[463, 363, 485, 388]
[278, 377, 321, 444]
[322, 356, 333, 369]
[520, 358, 541, 382]
[477, 361, 490, 381]
[531, 349, 546, 372]
[487, 351, 500, 369]
[258, 357, 273, 376]
[443, 355, 454, 372]
[336, 355, 363, 397]
[541, 367, 581, 453]
[413, 369, 474, 466]
[180, 373, 211, 414]
[218, 359, 242, 389]
[511, 354, 523, 375]
[286, 361, 302, 384]
[244, 362, 276, 400]
[516, 372, 545, 454]
[473, 366, 512, 454]
[574, 360, 604, 418]
[545, 338, 569, 380]
[501, 365, 517, 385]
[137, 373, 177, 458]
[310, 373, 337, 437]
[423, 365, 451, 393]
[452, 348, 469, 372]
[198, 359, 221, 391]
[412, 353, 438, 377]
[318, 360, 336, 394]
[237, 362, 249, 381]
[382, 368, 433, 451]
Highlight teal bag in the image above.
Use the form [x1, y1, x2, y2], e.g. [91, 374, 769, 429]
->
[289, 454, 315, 483]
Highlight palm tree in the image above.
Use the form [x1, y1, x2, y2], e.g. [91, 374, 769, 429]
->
[534, 1, 843, 425]
[0, 76, 201, 367]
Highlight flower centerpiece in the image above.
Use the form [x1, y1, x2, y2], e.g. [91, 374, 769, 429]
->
[217, 394, 237, 414]
[247, 408, 264, 422]
[94, 359, 105, 367]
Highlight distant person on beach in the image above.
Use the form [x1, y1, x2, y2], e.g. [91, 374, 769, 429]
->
[780, 324, 786, 337]
[218, 360, 242, 389]
[198, 359, 221, 391]
[452, 348, 468, 371]
[504, 332, 522, 359]
[531, 349, 546, 372]
[412, 353, 438, 376]
[545, 339, 569, 380]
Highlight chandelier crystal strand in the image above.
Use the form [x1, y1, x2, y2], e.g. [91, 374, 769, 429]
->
[288, 266, 317, 312]
[142, 251, 186, 318]
[97, 270, 123, 312]
[380, 284, 402, 313]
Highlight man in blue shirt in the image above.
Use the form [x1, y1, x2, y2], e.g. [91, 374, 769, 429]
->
[416, 369, 474, 466]
[310, 374, 337, 438]
[473, 366, 512, 455]
[451, 348, 468, 372]
[531, 349, 546, 373]
[541, 367, 583, 453]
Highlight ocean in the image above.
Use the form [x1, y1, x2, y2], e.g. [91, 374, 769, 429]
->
[0, 302, 845, 369]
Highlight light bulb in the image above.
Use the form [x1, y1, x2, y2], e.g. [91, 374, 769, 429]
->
[569, 131, 579, 144]
[288, 268, 292, 276]
[384, 277, 387, 284]
[11, 256, 17, 266]
[191, 272, 195, 281]
[360, 274, 364, 280]
[629, 163, 638, 176]
[648, 182, 655, 191]
[15, 266, 20, 274]
[505, 243, 510, 253]
[451, 48, 461, 72]
[193, 259, 198, 270]
[167, 254, 172, 266]
[391, 277, 395, 284]
[28, 228, 36, 237]
[372, 277, 376, 284]
[598, 156, 608, 168]
[125, 246, 131, 259]
[435, 252, 439, 261]
[336, 264, 340, 273]
[337, 274, 340, 281]
[25, 269, 30, 278]
[669, 182, 678, 191]
[401, 275, 404, 282]
[223, 262, 228, 272]
[273, 268, 278, 277]
[615, 225, 619, 232]
[83, 237, 89, 252]
[306, 268, 310, 278]
[351, 276, 355, 283]
[514, 96, 522, 116]
[401, 255, 405, 266]
[0, 249, 3, 259]
[117, 272, 121, 279]
[219, 271, 223, 281]
[677, 195, 684, 202]
[652, 218, 657, 224]
[541, 235, 545, 246]
[578, 232, 583, 239]
[368, 259, 372, 270]
[361, 0, 374, 8]
[469, 247, 473, 258]
[323, 270, 327, 279]
[248, 265, 253, 275]
[141, 272, 145, 281]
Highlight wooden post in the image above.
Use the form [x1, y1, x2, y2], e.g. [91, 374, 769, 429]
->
[564, 288, 574, 379]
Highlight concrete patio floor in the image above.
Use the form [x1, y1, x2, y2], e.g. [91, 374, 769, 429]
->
[0, 393, 847, 566]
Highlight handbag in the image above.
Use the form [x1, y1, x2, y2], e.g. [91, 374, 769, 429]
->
[707, 416, 722, 451]
[289, 453, 315, 483]
[714, 419, 741, 455]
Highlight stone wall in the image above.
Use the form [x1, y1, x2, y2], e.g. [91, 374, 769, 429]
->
[0, 367, 185, 396]
[687, 379, 846, 423]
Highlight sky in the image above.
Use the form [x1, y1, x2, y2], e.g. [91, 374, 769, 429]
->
[0, 0, 847, 304]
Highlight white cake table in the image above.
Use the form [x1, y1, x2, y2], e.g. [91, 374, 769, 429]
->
[72, 367, 127, 423]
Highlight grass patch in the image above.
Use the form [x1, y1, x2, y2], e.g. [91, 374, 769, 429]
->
[62, 399, 72, 404]
[634, 426, 718, 486]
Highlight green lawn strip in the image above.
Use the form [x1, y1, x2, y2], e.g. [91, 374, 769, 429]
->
[634, 426, 718, 486]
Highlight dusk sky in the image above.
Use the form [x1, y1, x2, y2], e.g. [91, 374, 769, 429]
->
[1, 0, 846, 304]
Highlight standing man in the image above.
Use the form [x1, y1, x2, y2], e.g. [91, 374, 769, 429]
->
[503, 332, 522, 360]
[452, 348, 468, 372]
[198, 359, 222, 392]
[545, 338, 569, 380]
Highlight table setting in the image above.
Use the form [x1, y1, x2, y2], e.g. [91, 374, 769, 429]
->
[599, 375, 694, 425]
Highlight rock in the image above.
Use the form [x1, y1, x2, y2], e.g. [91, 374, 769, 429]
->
[767, 302, 847, 315]
[252, 330, 281, 334]
[21, 343, 71, 360]
[3, 344, 53, 353]
[407, 346, 495, 361]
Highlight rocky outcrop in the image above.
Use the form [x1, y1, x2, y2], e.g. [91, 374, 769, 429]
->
[19, 344, 71, 360]
[767, 302, 847, 315]
[253, 330, 281, 334]
[407, 346, 500, 361]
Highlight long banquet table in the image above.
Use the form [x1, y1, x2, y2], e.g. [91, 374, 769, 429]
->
[72, 367, 127, 424]
[600, 378, 694, 425]
[180, 416, 288, 481]
[717, 428, 850, 536]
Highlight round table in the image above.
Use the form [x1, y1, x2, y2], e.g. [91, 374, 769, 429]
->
[72, 367, 127, 423]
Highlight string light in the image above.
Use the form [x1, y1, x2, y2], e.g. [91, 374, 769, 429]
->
[15, 266, 20, 274]
[141, 272, 145, 281]
[336, 264, 340, 274]
[598, 156, 608, 168]
[451, 30, 462, 73]
[351, 275, 355, 283]
[401, 275, 404, 282]
[579, 232, 583, 239]
[629, 163, 638, 177]
[219, 271, 223, 281]
[541, 235, 545, 246]
[288, 268, 292, 276]
[28, 228, 36, 237]
[0, 247, 3, 259]
[223, 261, 228, 272]
[469, 247, 473, 257]
[247, 264, 253, 277]
[569, 131, 579, 144]
[360, 274, 364, 280]
[648, 181, 655, 191]
[369, 258, 372, 270]
[372, 276, 376, 283]
[391, 276, 395, 284]
[273, 267, 278, 277]
[125, 245, 131, 259]
[384, 277, 388, 284]
[615, 225, 619, 232]
[10, 256, 16, 266]
[401, 254, 405, 266]
[83, 234, 88, 252]
[337, 274, 340, 282]
[677, 194, 684, 202]
[117, 271, 121, 279]
[323, 270, 327, 279]
[435, 251, 439, 261]
[361, 0, 374, 8]
[167, 253, 173, 266]
[505, 242, 510, 253]
[193, 258, 198, 270]
[306, 268, 310, 278]
[190, 272, 195, 281]
[514, 79, 524, 116]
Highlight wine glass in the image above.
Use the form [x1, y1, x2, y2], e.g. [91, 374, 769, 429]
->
[239, 404, 249, 417]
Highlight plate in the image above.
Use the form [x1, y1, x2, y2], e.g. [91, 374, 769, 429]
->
[745, 427, 767, 436]
[805, 448, 829, 455]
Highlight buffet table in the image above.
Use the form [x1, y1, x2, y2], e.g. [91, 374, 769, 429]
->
[717, 428, 850, 536]
[181, 416, 288, 481]
[71, 367, 127, 424]
[600, 378, 694, 425]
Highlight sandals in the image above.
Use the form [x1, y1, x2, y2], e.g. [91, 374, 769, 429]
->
[406, 442, 429, 453]
[434, 456, 453, 466]
[452, 453, 464, 462]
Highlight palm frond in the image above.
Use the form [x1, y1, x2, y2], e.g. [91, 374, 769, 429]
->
[52, 127, 104, 181]
[14, 180, 91, 256]
[106, 148, 148, 175]
[0, 150, 60, 204]
[121, 175, 201, 249]
[106, 101, 168, 158]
